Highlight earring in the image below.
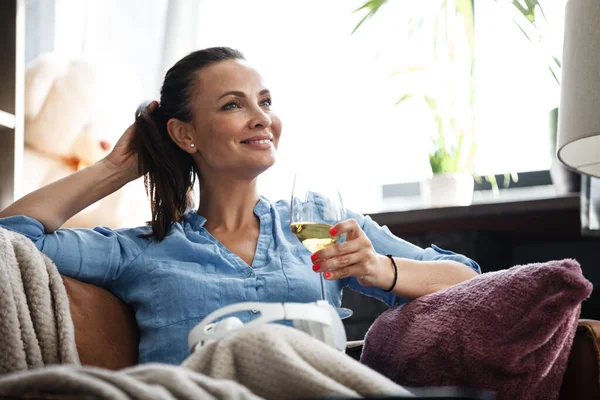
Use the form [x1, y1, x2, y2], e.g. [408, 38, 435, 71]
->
[190, 143, 195, 148]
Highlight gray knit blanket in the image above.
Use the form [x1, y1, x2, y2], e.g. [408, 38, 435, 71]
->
[0, 226, 79, 373]
[0, 227, 413, 399]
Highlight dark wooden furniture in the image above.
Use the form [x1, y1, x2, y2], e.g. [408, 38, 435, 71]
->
[0, 0, 25, 211]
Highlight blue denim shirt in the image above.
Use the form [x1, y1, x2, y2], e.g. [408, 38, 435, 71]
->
[0, 196, 480, 365]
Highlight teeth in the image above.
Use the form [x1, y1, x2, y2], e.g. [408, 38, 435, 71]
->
[245, 139, 271, 144]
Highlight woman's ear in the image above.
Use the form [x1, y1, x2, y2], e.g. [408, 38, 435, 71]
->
[166, 119, 197, 154]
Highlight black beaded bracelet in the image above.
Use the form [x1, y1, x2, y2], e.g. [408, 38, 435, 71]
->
[383, 254, 398, 292]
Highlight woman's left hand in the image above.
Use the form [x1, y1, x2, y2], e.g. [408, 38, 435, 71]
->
[311, 219, 392, 289]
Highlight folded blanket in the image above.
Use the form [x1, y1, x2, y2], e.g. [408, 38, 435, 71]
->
[0, 324, 412, 399]
[0, 226, 79, 373]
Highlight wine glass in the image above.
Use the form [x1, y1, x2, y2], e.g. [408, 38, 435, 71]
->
[289, 172, 353, 319]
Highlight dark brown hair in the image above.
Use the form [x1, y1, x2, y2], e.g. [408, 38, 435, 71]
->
[131, 47, 245, 241]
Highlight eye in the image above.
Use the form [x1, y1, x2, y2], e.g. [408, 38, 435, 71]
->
[260, 98, 272, 107]
[222, 101, 241, 111]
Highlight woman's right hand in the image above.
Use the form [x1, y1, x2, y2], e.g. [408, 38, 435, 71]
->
[102, 101, 158, 181]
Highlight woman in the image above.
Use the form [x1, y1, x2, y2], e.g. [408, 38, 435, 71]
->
[0, 47, 480, 365]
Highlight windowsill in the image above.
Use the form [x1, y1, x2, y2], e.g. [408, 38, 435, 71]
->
[370, 184, 566, 215]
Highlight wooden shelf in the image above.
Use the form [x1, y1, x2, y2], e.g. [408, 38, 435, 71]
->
[369, 194, 582, 236]
[0, 109, 16, 129]
[0, 0, 25, 211]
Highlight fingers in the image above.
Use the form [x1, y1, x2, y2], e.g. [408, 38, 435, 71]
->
[309, 218, 380, 285]
[312, 238, 361, 264]
[147, 100, 159, 113]
[329, 218, 362, 240]
[312, 219, 368, 263]
[323, 264, 377, 286]
[312, 249, 364, 272]
[135, 100, 159, 118]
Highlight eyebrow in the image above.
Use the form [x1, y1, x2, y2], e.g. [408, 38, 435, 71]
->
[218, 89, 270, 101]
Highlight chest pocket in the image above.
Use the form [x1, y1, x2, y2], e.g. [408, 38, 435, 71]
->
[150, 261, 221, 328]
[280, 251, 342, 306]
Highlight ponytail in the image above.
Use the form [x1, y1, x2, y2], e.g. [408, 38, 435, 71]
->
[131, 105, 196, 241]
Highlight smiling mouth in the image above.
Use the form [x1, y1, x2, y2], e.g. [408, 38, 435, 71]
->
[241, 139, 272, 144]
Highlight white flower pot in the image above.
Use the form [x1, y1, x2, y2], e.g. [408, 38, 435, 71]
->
[420, 173, 474, 208]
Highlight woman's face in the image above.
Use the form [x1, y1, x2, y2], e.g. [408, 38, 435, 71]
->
[188, 59, 282, 179]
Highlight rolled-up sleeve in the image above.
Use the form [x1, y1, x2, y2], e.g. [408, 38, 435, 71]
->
[0, 215, 150, 288]
[342, 210, 480, 307]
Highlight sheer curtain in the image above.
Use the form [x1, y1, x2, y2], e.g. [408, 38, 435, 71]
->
[53, 0, 169, 144]
[49, 0, 171, 226]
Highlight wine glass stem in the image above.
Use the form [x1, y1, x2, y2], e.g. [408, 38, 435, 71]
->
[320, 272, 326, 302]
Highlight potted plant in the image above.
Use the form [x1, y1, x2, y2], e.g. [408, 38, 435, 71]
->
[419, 94, 477, 207]
[353, 0, 479, 207]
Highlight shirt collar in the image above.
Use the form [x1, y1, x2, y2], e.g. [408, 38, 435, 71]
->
[184, 195, 272, 231]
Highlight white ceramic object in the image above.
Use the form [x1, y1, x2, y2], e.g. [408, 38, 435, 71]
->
[420, 173, 474, 207]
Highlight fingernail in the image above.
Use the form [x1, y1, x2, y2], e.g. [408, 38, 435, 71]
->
[324, 271, 331, 279]
[329, 227, 337, 236]
[311, 253, 318, 262]
[312, 264, 320, 272]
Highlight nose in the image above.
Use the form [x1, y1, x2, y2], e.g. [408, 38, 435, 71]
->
[248, 107, 272, 130]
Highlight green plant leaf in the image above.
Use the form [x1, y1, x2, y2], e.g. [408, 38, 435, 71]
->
[456, 0, 474, 68]
[390, 66, 426, 77]
[395, 93, 415, 105]
[552, 56, 561, 69]
[487, 174, 500, 196]
[495, 0, 560, 84]
[351, 0, 391, 34]
[424, 95, 437, 113]
[351, 0, 479, 176]
[534, 0, 549, 24]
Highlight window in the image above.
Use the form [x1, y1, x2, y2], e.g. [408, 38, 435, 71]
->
[31, 0, 569, 217]
[473, 0, 567, 176]
[191, 0, 569, 211]
[193, 0, 435, 211]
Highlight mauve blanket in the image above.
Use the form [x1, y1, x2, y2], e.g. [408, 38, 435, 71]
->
[361, 259, 593, 400]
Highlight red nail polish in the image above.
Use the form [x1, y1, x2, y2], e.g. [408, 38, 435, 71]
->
[311, 253, 318, 262]
[324, 271, 331, 279]
[312, 264, 320, 271]
[329, 227, 337, 236]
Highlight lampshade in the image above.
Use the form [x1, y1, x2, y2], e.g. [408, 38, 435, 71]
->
[557, 0, 600, 177]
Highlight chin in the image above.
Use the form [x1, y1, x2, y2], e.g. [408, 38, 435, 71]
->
[246, 157, 276, 177]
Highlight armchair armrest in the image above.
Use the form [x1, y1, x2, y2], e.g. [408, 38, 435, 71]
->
[559, 319, 600, 400]
[62, 276, 139, 369]
[346, 320, 600, 399]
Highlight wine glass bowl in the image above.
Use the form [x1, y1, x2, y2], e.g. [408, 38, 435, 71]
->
[289, 173, 353, 319]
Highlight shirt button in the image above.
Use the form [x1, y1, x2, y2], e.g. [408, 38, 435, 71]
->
[247, 272, 253, 277]
[252, 309, 259, 314]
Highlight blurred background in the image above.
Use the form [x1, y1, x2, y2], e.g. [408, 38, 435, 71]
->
[4, 0, 600, 337]
[5, 0, 570, 226]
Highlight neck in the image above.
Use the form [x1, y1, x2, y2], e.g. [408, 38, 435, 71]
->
[197, 174, 261, 233]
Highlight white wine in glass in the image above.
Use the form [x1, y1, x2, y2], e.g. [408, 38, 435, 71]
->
[290, 222, 339, 253]
[290, 172, 353, 319]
